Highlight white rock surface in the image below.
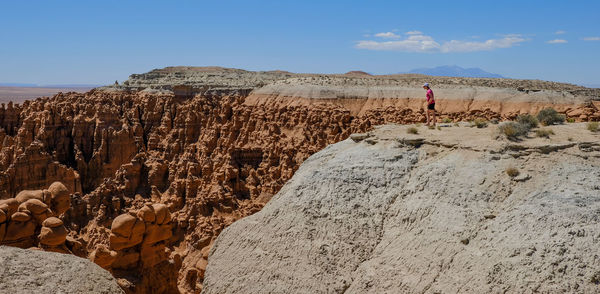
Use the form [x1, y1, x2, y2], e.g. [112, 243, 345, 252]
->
[0, 246, 124, 294]
[203, 124, 600, 294]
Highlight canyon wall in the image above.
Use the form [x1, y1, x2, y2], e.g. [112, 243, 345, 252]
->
[0, 67, 598, 293]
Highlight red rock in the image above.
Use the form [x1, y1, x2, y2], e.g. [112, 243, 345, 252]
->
[0, 72, 597, 293]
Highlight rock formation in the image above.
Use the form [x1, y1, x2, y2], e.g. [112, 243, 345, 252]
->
[89, 203, 178, 294]
[0, 245, 124, 294]
[0, 182, 70, 250]
[0, 67, 598, 293]
[204, 123, 600, 293]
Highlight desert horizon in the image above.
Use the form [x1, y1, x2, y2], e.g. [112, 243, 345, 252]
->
[1, 1, 599, 294]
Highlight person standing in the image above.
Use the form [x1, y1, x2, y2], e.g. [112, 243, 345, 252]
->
[423, 83, 436, 126]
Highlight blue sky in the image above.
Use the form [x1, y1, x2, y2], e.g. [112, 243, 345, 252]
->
[0, 0, 599, 86]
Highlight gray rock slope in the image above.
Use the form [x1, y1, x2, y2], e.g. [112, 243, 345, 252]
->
[0, 246, 124, 294]
[203, 124, 600, 293]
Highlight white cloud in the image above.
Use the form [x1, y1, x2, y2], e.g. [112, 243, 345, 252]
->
[406, 30, 423, 35]
[374, 32, 401, 39]
[583, 37, 600, 41]
[555, 30, 566, 35]
[441, 36, 526, 52]
[355, 32, 526, 53]
[356, 34, 440, 52]
[546, 39, 568, 44]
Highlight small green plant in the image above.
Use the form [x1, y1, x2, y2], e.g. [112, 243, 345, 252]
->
[498, 122, 529, 140]
[535, 129, 555, 138]
[587, 121, 599, 132]
[437, 126, 441, 130]
[441, 117, 453, 123]
[506, 167, 520, 177]
[517, 114, 539, 129]
[537, 108, 565, 126]
[453, 122, 460, 127]
[407, 127, 419, 134]
[428, 125, 435, 130]
[566, 117, 576, 123]
[470, 118, 488, 128]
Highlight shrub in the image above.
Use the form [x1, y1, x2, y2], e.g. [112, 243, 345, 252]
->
[535, 129, 555, 138]
[498, 122, 529, 140]
[407, 127, 419, 134]
[517, 114, 539, 129]
[437, 126, 441, 130]
[490, 118, 499, 125]
[470, 118, 488, 128]
[537, 108, 565, 126]
[506, 167, 519, 177]
[428, 125, 435, 130]
[588, 122, 599, 132]
[441, 117, 453, 123]
[567, 117, 576, 123]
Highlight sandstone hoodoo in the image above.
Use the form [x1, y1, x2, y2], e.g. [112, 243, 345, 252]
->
[0, 67, 599, 293]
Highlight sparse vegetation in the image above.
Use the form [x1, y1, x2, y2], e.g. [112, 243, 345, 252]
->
[437, 126, 441, 130]
[567, 117, 576, 123]
[517, 114, 539, 129]
[490, 118, 499, 124]
[537, 108, 565, 126]
[568, 137, 573, 142]
[587, 122, 599, 132]
[453, 122, 460, 127]
[415, 123, 422, 127]
[428, 125, 435, 130]
[506, 167, 520, 178]
[498, 121, 530, 140]
[441, 117, 453, 123]
[470, 118, 488, 128]
[535, 129, 555, 138]
[407, 127, 419, 134]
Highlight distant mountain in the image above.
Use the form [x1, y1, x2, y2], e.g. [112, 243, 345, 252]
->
[408, 65, 505, 79]
[581, 83, 600, 89]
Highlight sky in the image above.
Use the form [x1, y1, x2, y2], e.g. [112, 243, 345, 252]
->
[0, 0, 599, 86]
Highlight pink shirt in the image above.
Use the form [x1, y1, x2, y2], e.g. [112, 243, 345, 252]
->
[426, 89, 435, 104]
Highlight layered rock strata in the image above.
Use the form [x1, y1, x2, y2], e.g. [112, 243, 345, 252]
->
[0, 67, 598, 293]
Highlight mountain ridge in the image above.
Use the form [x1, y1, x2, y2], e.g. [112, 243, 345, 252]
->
[408, 65, 505, 78]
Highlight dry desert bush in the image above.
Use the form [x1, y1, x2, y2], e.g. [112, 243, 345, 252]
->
[517, 114, 539, 129]
[505, 167, 520, 177]
[498, 122, 530, 140]
[537, 108, 565, 126]
[535, 129, 555, 138]
[407, 127, 419, 134]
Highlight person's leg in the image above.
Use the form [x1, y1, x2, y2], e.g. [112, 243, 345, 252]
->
[426, 108, 430, 126]
[432, 109, 436, 126]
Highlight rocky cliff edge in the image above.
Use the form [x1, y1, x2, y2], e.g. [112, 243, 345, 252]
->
[203, 123, 600, 293]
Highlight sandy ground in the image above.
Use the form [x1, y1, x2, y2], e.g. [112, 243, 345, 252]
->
[0, 86, 94, 104]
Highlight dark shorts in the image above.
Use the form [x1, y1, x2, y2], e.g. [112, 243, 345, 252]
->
[427, 103, 435, 110]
